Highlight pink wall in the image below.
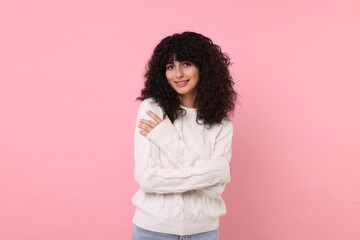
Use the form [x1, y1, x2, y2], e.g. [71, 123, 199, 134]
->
[1, 0, 359, 239]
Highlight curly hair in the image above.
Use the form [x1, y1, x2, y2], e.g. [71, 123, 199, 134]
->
[138, 31, 237, 127]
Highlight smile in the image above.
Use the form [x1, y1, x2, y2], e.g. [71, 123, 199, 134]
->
[174, 80, 190, 87]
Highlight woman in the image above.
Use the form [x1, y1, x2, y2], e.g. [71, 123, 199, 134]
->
[132, 31, 237, 240]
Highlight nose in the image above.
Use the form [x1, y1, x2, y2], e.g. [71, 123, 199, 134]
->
[175, 66, 184, 79]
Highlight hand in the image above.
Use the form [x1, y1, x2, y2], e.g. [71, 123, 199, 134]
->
[138, 110, 163, 136]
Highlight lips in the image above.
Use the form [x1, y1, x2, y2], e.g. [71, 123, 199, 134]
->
[174, 80, 190, 87]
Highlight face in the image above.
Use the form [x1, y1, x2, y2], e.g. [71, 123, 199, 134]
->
[165, 60, 200, 99]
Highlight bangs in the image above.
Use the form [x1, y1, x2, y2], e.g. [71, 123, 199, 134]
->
[166, 54, 177, 64]
[162, 37, 202, 65]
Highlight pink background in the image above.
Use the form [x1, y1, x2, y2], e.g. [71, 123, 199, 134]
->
[1, 0, 359, 239]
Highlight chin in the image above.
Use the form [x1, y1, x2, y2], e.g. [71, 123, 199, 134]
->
[176, 90, 190, 95]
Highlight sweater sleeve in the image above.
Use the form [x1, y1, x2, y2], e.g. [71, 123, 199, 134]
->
[133, 99, 231, 194]
[195, 119, 233, 198]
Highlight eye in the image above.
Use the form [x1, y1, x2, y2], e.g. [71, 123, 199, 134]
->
[166, 64, 174, 70]
[182, 62, 192, 68]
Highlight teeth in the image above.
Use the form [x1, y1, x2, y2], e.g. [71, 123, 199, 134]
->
[175, 80, 188, 83]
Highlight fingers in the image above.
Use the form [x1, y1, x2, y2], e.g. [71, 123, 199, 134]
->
[138, 120, 155, 136]
[138, 110, 163, 136]
[139, 119, 157, 129]
[146, 110, 162, 124]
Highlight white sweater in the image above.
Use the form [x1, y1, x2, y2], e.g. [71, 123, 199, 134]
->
[132, 98, 233, 235]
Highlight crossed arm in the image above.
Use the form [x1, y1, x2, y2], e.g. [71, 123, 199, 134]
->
[134, 99, 232, 198]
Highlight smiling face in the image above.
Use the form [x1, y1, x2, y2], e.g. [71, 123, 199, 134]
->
[165, 60, 200, 105]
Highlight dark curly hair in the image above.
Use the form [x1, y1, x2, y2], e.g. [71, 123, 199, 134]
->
[138, 31, 237, 127]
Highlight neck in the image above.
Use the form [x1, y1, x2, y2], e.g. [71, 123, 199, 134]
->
[179, 94, 197, 108]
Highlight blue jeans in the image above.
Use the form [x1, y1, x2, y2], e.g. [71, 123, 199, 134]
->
[132, 225, 219, 240]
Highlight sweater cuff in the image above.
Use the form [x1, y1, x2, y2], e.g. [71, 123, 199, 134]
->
[147, 118, 177, 149]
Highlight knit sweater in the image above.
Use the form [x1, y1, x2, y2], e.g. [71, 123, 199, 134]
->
[132, 98, 233, 235]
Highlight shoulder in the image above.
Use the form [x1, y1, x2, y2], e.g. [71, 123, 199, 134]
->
[214, 118, 233, 137]
[214, 118, 233, 131]
[139, 97, 157, 108]
[137, 98, 165, 120]
[139, 98, 162, 111]
[221, 118, 233, 130]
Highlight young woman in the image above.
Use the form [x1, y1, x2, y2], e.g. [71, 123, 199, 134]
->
[132, 31, 237, 240]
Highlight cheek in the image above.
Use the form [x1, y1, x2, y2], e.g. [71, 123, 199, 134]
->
[193, 70, 200, 83]
[191, 67, 199, 78]
[194, 77, 200, 87]
[165, 71, 172, 82]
